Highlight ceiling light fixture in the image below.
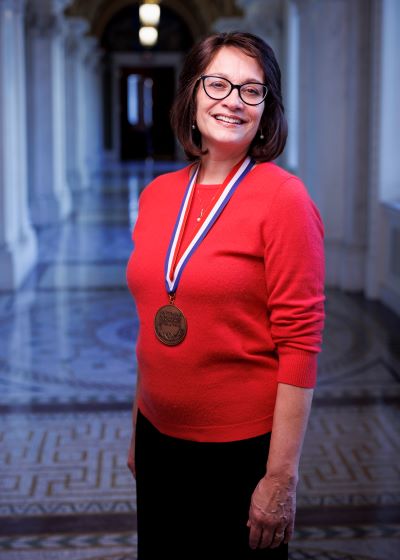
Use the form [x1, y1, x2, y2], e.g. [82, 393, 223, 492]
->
[139, 4, 160, 27]
[138, 1, 161, 48]
[139, 26, 158, 47]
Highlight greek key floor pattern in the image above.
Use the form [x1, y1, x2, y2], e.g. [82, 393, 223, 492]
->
[0, 162, 399, 559]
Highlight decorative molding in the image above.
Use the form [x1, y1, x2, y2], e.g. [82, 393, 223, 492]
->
[80, 35, 100, 65]
[64, 17, 90, 53]
[26, 11, 59, 37]
[25, 0, 76, 37]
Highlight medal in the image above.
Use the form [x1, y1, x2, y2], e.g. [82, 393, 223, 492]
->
[155, 156, 255, 346]
[154, 295, 187, 346]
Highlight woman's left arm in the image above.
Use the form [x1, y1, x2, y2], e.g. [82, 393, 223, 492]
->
[247, 382, 313, 549]
[248, 176, 325, 550]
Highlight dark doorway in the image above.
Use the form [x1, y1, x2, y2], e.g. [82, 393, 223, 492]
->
[119, 66, 175, 161]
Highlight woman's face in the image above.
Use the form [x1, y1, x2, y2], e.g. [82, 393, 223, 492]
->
[195, 46, 265, 157]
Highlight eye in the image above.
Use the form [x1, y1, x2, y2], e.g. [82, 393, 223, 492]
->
[207, 79, 229, 90]
[242, 84, 263, 96]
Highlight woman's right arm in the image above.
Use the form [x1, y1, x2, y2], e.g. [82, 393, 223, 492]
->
[127, 368, 141, 478]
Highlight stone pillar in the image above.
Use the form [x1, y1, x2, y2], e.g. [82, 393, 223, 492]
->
[75, 36, 90, 188]
[64, 17, 89, 191]
[366, 0, 400, 311]
[83, 38, 103, 181]
[283, 0, 300, 172]
[213, 0, 284, 63]
[0, 0, 38, 290]
[72, 35, 102, 189]
[93, 48, 104, 174]
[26, 0, 72, 225]
[295, 0, 372, 291]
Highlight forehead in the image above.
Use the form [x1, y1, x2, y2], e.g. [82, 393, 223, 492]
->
[204, 46, 264, 82]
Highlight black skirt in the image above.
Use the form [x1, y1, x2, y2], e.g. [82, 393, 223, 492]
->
[135, 409, 288, 560]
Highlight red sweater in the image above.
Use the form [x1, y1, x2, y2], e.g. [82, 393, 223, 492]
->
[126, 162, 325, 442]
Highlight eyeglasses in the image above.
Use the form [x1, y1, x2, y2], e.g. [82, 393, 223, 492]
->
[199, 75, 268, 106]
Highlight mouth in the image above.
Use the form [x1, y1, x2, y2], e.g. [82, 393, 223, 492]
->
[212, 113, 246, 125]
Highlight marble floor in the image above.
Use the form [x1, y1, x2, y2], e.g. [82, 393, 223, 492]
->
[0, 161, 399, 560]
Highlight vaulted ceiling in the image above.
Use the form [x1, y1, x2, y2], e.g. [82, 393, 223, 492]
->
[66, 0, 242, 40]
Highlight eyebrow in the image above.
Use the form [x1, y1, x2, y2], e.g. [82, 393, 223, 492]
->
[206, 72, 265, 84]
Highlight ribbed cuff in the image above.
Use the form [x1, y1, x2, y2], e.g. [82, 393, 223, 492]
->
[277, 350, 318, 388]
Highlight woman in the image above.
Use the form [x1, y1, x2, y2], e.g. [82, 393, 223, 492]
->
[126, 31, 325, 559]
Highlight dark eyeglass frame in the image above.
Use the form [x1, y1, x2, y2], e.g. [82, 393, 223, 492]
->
[198, 75, 268, 106]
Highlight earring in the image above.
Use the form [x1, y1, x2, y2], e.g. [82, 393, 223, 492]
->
[192, 123, 196, 130]
[259, 129, 264, 140]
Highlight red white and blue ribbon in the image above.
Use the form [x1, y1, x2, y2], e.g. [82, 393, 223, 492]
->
[165, 156, 255, 295]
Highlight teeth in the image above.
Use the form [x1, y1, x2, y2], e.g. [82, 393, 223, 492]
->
[214, 115, 243, 124]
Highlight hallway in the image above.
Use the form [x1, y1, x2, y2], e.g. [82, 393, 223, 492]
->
[0, 164, 399, 560]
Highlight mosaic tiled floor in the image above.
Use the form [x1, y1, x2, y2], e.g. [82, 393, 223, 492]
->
[0, 162, 399, 559]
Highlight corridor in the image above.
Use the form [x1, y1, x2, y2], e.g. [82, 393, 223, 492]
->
[0, 163, 399, 560]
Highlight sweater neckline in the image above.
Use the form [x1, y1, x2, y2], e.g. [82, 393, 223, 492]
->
[196, 183, 220, 190]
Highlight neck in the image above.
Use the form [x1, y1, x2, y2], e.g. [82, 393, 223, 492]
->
[197, 148, 248, 184]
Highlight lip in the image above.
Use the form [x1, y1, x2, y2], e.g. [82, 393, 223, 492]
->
[211, 113, 247, 126]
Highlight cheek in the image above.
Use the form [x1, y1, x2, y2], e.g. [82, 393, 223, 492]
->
[196, 104, 217, 134]
[251, 108, 264, 127]
[245, 113, 262, 137]
[196, 96, 213, 122]
[194, 98, 204, 129]
[246, 111, 263, 137]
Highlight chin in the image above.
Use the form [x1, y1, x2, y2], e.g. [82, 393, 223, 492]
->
[211, 134, 251, 150]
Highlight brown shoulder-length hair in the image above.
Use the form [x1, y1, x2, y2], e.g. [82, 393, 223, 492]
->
[170, 31, 288, 162]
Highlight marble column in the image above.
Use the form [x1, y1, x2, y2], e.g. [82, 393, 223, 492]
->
[295, 0, 372, 291]
[283, 0, 300, 172]
[365, 0, 400, 313]
[82, 38, 103, 182]
[0, 0, 38, 290]
[71, 36, 102, 189]
[26, 0, 72, 225]
[212, 0, 284, 63]
[64, 17, 89, 191]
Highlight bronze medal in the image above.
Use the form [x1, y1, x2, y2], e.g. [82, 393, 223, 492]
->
[154, 304, 187, 346]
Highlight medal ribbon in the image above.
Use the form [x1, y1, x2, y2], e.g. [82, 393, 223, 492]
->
[165, 156, 255, 294]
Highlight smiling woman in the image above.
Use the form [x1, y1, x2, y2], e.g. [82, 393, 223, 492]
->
[171, 32, 287, 168]
[126, 31, 325, 560]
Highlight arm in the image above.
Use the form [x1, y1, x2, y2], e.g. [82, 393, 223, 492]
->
[247, 383, 313, 549]
[127, 368, 141, 478]
[247, 177, 324, 549]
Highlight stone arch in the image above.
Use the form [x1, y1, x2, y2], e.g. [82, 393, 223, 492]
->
[65, 0, 242, 40]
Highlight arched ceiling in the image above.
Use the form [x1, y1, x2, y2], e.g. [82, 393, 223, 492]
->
[101, 4, 193, 51]
[65, 0, 242, 41]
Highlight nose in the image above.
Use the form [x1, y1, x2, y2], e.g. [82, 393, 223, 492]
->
[222, 87, 244, 109]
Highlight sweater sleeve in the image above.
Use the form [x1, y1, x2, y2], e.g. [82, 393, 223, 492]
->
[263, 177, 325, 388]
